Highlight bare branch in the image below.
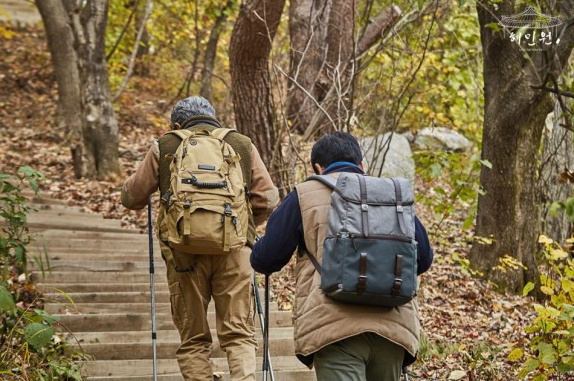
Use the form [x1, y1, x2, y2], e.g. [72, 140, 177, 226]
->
[356, 5, 401, 57]
[106, 0, 139, 61]
[275, 64, 336, 134]
[112, 0, 152, 102]
[299, 2, 427, 141]
[531, 84, 574, 100]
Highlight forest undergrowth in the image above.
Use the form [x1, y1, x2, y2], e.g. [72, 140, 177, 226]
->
[0, 23, 559, 381]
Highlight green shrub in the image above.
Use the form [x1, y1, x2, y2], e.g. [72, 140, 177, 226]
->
[0, 166, 87, 380]
[414, 150, 487, 230]
[509, 235, 574, 380]
[0, 166, 44, 278]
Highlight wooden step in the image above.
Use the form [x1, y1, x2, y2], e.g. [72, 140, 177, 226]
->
[35, 252, 157, 263]
[85, 370, 316, 381]
[56, 310, 292, 332]
[45, 301, 280, 315]
[30, 260, 166, 272]
[39, 282, 170, 293]
[83, 358, 314, 381]
[32, 271, 158, 284]
[70, 327, 293, 344]
[70, 336, 297, 360]
[33, 237, 154, 251]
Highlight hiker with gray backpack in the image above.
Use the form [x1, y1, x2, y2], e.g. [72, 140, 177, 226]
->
[251, 131, 433, 381]
[121, 96, 279, 381]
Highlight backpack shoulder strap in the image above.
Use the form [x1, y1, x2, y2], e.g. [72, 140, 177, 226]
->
[298, 246, 322, 275]
[302, 174, 337, 275]
[166, 129, 193, 141]
[211, 127, 234, 140]
[306, 251, 323, 274]
[305, 174, 337, 189]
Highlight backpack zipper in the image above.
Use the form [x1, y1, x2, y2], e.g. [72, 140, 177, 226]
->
[333, 232, 413, 244]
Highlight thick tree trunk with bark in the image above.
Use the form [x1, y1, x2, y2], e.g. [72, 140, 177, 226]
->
[287, 0, 355, 134]
[287, 0, 400, 136]
[200, 0, 233, 101]
[540, 100, 574, 244]
[229, 0, 286, 183]
[470, 1, 574, 293]
[74, 0, 120, 178]
[36, 0, 120, 180]
[134, 1, 151, 76]
[287, 0, 332, 134]
[35, 0, 84, 177]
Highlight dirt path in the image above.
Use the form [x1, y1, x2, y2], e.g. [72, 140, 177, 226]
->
[0, 0, 41, 24]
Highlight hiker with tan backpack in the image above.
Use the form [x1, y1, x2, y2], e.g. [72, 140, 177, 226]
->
[121, 96, 279, 381]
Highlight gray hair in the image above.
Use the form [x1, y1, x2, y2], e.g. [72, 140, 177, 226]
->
[170, 96, 216, 127]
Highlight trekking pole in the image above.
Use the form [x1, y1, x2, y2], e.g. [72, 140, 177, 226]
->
[253, 272, 275, 381]
[263, 273, 271, 381]
[403, 366, 409, 381]
[148, 202, 158, 381]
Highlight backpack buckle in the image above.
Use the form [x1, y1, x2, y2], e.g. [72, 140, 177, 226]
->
[161, 191, 172, 204]
[357, 275, 367, 294]
[224, 203, 232, 216]
[391, 278, 403, 296]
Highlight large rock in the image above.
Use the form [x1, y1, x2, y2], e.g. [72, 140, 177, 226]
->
[360, 133, 415, 182]
[413, 127, 471, 152]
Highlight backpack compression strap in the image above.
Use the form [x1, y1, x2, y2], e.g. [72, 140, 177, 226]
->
[390, 178, 408, 236]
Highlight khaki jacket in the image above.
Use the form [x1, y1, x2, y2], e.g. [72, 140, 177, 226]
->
[294, 177, 420, 364]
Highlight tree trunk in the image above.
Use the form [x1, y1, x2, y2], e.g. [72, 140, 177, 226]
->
[200, 0, 233, 102]
[470, 1, 574, 293]
[287, 0, 400, 136]
[287, 0, 355, 135]
[287, 0, 332, 134]
[36, 0, 120, 180]
[540, 99, 574, 244]
[75, 0, 120, 179]
[134, 0, 151, 76]
[229, 0, 286, 185]
[35, 0, 84, 178]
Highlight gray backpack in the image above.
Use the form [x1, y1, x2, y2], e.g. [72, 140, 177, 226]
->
[306, 173, 418, 307]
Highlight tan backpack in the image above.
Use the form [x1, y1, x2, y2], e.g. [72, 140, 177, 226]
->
[160, 128, 249, 254]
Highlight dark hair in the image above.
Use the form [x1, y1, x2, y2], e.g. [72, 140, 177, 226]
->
[310, 131, 362, 169]
[170, 96, 216, 128]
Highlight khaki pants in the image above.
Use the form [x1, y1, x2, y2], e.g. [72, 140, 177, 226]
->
[161, 242, 257, 381]
[314, 332, 405, 381]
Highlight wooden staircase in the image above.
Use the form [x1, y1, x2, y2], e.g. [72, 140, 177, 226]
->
[28, 197, 315, 381]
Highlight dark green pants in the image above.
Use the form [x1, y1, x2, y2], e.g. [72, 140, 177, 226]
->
[314, 332, 405, 381]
